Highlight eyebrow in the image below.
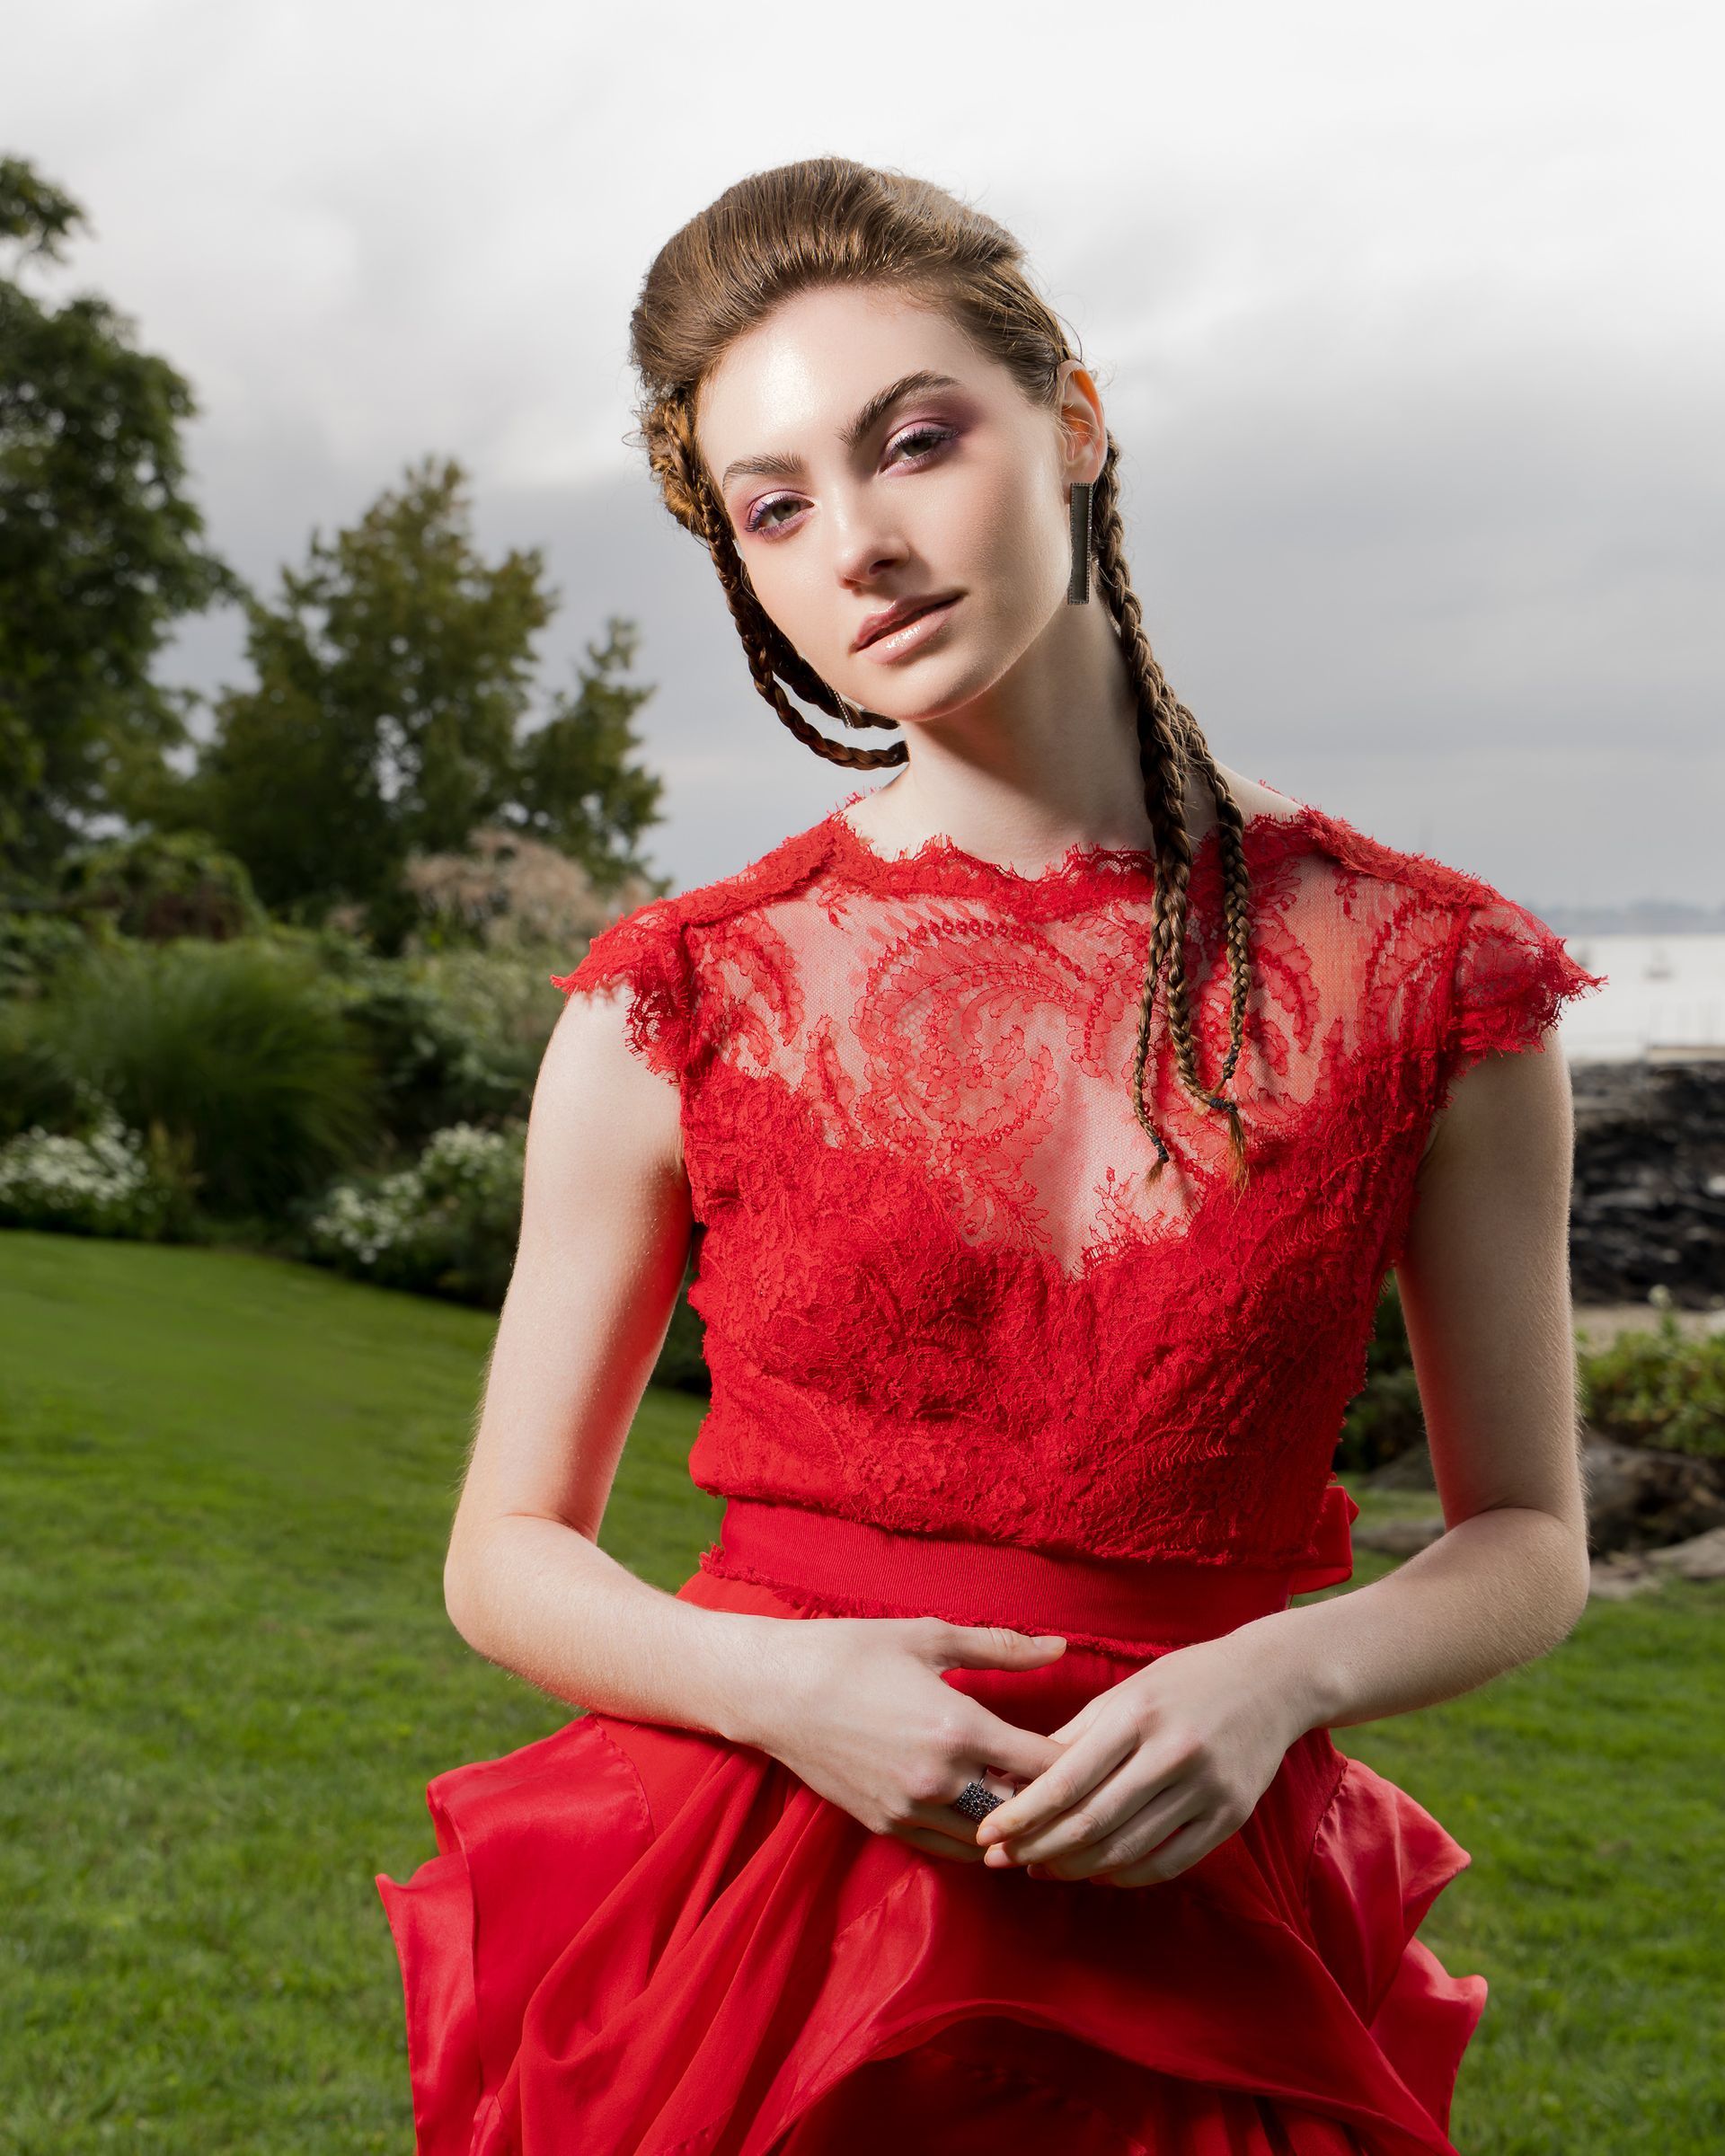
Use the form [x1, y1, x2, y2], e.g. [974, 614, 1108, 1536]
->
[718, 370, 966, 493]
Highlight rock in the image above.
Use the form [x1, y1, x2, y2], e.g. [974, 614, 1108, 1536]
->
[1580, 1430, 1725, 1555]
[1570, 1059, 1725, 1306]
[1587, 1553, 1665, 1600]
[1644, 1524, 1725, 1581]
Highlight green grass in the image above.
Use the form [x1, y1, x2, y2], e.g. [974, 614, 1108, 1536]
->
[1, 1230, 1720, 2152]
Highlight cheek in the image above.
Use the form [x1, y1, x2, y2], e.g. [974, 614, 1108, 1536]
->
[748, 553, 830, 655]
[939, 455, 1066, 623]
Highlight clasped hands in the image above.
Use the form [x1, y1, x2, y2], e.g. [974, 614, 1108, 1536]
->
[969, 1625, 1316, 1889]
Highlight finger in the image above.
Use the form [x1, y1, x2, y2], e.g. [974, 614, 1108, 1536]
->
[986, 1757, 1193, 1871]
[973, 1724, 1138, 1848]
[1092, 1816, 1216, 1887]
[906, 1763, 1022, 1847]
[931, 1623, 1067, 1672]
[964, 1709, 1071, 1789]
[1022, 1792, 1209, 1882]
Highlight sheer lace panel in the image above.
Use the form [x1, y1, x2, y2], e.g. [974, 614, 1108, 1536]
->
[686, 796, 1450, 1281]
[548, 790, 1607, 1571]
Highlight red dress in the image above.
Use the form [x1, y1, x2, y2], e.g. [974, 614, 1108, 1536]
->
[376, 782, 1607, 2154]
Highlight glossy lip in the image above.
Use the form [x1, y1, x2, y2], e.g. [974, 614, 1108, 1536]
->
[854, 593, 962, 660]
[852, 591, 962, 654]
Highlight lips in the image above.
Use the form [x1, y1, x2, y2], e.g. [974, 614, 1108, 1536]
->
[853, 592, 961, 652]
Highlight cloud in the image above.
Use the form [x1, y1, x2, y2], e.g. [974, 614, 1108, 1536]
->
[11, 0, 1718, 903]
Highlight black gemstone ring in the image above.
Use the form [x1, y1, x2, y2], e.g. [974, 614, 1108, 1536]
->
[951, 1780, 1005, 1822]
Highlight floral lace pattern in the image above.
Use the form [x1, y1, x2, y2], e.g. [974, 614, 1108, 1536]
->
[551, 786, 1606, 1577]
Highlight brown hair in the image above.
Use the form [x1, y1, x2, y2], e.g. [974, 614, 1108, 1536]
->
[628, 156, 1252, 1192]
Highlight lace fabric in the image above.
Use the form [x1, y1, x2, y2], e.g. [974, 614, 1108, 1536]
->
[550, 784, 1606, 1577]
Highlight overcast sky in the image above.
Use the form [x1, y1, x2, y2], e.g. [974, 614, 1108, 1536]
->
[8, 0, 1721, 911]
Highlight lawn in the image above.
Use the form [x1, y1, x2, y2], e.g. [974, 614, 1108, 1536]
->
[0, 1231, 1718, 2152]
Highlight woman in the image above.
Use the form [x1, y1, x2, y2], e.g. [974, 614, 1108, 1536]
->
[376, 158, 1606, 2155]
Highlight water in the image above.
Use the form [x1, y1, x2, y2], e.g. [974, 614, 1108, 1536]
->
[1555, 932, 1725, 1063]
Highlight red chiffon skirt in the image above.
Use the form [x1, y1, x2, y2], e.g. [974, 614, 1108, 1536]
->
[376, 1490, 1487, 2154]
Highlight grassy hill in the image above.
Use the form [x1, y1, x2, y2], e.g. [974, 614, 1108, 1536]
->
[0, 1231, 1718, 2152]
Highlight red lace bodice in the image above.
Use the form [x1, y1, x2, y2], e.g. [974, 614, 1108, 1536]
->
[551, 783, 1606, 1590]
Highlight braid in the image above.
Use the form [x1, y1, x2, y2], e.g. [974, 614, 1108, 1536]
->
[645, 393, 907, 772]
[625, 157, 1261, 1186]
[1091, 433, 1252, 1194]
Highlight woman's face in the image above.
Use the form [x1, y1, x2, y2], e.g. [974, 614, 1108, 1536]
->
[694, 283, 1101, 725]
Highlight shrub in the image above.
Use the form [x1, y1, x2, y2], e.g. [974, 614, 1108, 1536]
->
[1580, 1303, 1725, 1461]
[303, 1121, 527, 1306]
[13, 935, 379, 1217]
[323, 968, 535, 1156]
[0, 1104, 197, 1239]
[1334, 1275, 1428, 1474]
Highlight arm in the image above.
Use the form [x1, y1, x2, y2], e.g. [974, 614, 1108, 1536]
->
[1246, 1028, 1595, 1736]
[440, 982, 774, 1744]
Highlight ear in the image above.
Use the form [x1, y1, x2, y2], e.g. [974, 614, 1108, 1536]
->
[1055, 359, 1108, 487]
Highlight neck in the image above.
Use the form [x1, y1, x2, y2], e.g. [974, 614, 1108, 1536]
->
[851, 602, 1234, 867]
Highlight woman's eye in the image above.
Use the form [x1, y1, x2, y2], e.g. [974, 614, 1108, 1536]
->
[741, 425, 957, 539]
[745, 496, 800, 535]
[890, 423, 956, 464]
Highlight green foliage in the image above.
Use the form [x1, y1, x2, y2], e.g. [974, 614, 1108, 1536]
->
[0, 1102, 197, 1238]
[1344, 1275, 1724, 1474]
[0, 155, 243, 880]
[14, 935, 379, 1216]
[321, 965, 535, 1156]
[512, 617, 669, 897]
[1335, 1274, 1428, 1473]
[167, 456, 667, 947]
[0, 896, 100, 1000]
[0, 994, 96, 1137]
[305, 1122, 527, 1306]
[53, 827, 270, 942]
[1580, 1309, 1725, 1460]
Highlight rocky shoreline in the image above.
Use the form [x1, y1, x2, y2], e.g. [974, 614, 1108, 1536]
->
[1570, 1056, 1725, 1309]
[1352, 1055, 1725, 1600]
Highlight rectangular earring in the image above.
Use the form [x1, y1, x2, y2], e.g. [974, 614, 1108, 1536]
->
[1066, 482, 1092, 605]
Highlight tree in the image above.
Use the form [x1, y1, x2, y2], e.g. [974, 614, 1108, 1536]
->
[515, 615, 668, 889]
[0, 155, 241, 886]
[173, 455, 667, 946]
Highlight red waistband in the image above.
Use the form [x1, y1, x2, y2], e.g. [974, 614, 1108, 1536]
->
[701, 1497, 1296, 1655]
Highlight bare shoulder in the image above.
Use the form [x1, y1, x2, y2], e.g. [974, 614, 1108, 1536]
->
[1208, 765, 1312, 833]
[533, 983, 686, 1195]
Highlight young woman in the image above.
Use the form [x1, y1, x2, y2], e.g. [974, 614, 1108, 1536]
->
[376, 158, 1606, 2155]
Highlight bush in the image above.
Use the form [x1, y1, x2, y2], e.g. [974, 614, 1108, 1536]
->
[1334, 1275, 1428, 1474]
[55, 829, 269, 943]
[12, 935, 380, 1218]
[299, 1118, 712, 1392]
[302, 1121, 528, 1306]
[1580, 1303, 1725, 1461]
[0, 1105, 198, 1239]
[323, 968, 535, 1157]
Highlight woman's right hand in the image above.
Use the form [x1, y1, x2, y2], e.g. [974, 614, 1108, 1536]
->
[739, 1614, 1072, 1865]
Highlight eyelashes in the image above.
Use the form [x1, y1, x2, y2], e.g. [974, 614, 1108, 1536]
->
[742, 422, 960, 537]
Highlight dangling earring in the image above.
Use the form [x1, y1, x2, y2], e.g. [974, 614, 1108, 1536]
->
[1066, 481, 1093, 605]
[835, 690, 861, 728]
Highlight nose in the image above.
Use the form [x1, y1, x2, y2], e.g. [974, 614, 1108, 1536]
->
[830, 498, 910, 588]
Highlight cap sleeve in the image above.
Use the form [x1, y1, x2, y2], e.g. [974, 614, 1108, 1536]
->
[549, 901, 695, 1085]
[1437, 889, 1606, 1097]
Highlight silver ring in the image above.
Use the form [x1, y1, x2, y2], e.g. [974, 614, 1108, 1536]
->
[951, 1779, 1005, 1822]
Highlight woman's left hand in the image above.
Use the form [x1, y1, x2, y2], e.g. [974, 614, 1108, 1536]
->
[972, 1623, 1320, 1887]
